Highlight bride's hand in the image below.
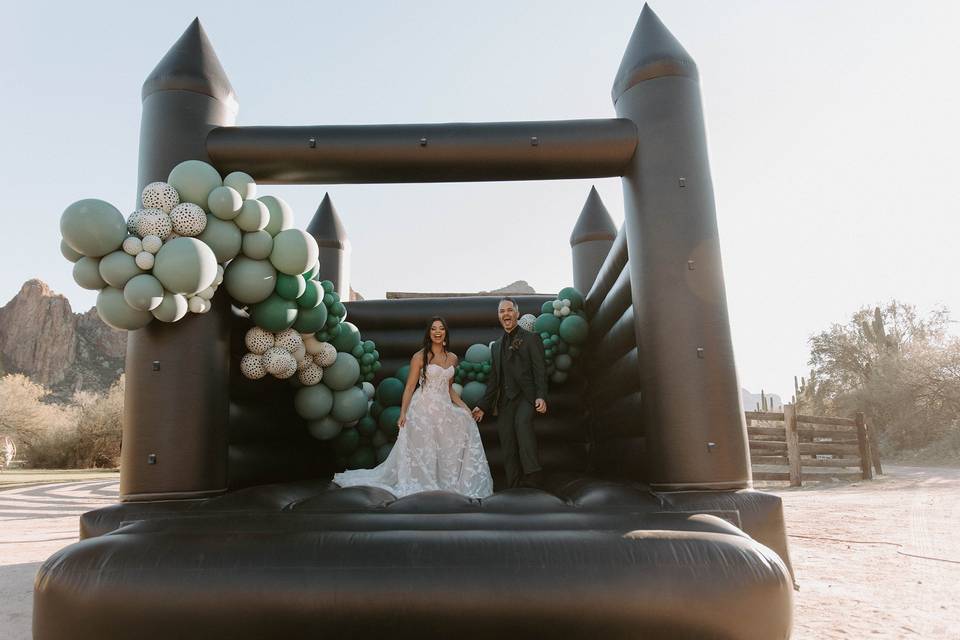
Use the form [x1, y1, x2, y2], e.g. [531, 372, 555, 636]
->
[397, 413, 406, 429]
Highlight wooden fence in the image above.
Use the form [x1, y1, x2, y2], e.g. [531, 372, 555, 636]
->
[746, 405, 883, 486]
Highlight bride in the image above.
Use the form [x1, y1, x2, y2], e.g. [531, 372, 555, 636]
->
[333, 316, 494, 498]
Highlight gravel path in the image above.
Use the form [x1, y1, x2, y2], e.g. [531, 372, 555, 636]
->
[2, 467, 957, 639]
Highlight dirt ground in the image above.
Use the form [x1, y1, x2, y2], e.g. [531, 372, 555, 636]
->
[1, 466, 957, 639]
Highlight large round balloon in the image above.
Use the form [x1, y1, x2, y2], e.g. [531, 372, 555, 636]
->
[152, 238, 217, 295]
[323, 353, 360, 390]
[465, 343, 492, 364]
[96, 287, 152, 331]
[295, 384, 334, 420]
[330, 322, 361, 353]
[346, 446, 376, 470]
[375, 377, 404, 407]
[72, 257, 106, 290]
[123, 274, 164, 311]
[197, 215, 242, 263]
[356, 415, 378, 437]
[167, 160, 222, 210]
[460, 381, 487, 408]
[207, 186, 243, 220]
[332, 386, 368, 423]
[275, 273, 306, 301]
[558, 314, 589, 345]
[223, 256, 276, 304]
[250, 293, 298, 332]
[235, 199, 269, 232]
[60, 199, 127, 257]
[554, 353, 573, 372]
[269, 229, 319, 276]
[534, 313, 562, 335]
[241, 230, 273, 259]
[259, 195, 294, 236]
[378, 406, 401, 438]
[292, 302, 328, 333]
[151, 291, 189, 323]
[98, 251, 143, 289]
[308, 416, 342, 440]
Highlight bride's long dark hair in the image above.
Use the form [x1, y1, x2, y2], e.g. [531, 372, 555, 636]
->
[420, 316, 450, 383]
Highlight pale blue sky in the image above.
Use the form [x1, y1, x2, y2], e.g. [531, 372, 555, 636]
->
[3, 1, 958, 398]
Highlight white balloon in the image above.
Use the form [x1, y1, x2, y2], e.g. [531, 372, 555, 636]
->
[552, 299, 562, 309]
[197, 286, 216, 300]
[134, 251, 155, 270]
[141, 235, 163, 254]
[188, 296, 205, 313]
[122, 237, 143, 256]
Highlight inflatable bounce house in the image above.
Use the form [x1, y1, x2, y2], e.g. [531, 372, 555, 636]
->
[38, 6, 795, 639]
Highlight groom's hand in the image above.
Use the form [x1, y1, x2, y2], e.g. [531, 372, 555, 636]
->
[535, 398, 547, 414]
[471, 407, 484, 422]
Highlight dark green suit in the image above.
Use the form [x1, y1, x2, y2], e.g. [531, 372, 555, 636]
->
[478, 327, 548, 488]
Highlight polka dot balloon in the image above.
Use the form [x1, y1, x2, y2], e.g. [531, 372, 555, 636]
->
[298, 363, 323, 386]
[263, 346, 297, 379]
[240, 353, 267, 380]
[169, 203, 207, 237]
[141, 182, 180, 214]
[245, 327, 275, 355]
[275, 328, 304, 353]
[313, 342, 337, 367]
[135, 210, 172, 240]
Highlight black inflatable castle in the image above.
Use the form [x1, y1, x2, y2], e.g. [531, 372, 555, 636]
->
[35, 6, 795, 639]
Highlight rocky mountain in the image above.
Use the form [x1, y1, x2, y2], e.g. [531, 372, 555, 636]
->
[0, 280, 126, 396]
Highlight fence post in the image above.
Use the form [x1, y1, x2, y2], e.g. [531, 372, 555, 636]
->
[783, 403, 802, 487]
[855, 412, 874, 480]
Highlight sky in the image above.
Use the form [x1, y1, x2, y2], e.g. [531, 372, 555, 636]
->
[2, 1, 959, 399]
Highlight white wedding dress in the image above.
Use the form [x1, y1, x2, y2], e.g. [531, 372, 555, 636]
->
[333, 363, 494, 498]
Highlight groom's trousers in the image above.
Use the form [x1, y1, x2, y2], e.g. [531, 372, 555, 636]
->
[497, 395, 541, 488]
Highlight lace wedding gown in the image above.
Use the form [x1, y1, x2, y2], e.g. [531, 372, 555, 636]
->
[333, 363, 494, 498]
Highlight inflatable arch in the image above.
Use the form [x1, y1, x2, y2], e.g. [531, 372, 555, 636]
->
[36, 6, 795, 639]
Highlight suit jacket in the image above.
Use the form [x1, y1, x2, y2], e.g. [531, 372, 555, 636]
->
[477, 327, 548, 413]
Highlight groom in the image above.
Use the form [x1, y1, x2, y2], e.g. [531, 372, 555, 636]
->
[473, 297, 548, 489]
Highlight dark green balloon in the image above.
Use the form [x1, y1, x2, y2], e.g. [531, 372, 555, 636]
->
[351, 344, 365, 359]
[292, 301, 328, 333]
[534, 313, 562, 335]
[541, 300, 554, 314]
[320, 280, 335, 294]
[328, 323, 342, 338]
[555, 354, 573, 372]
[322, 293, 335, 306]
[376, 443, 393, 463]
[568, 345, 582, 358]
[362, 340, 375, 354]
[558, 287, 585, 311]
[360, 352, 374, 366]
[346, 446, 376, 470]
[297, 280, 322, 309]
[357, 415, 378, 437]
[376, 377, 405, 407]
[251, 293, 298, 332]
[275, 273, 306, 300]
[331, 322, 361, 352]
[559, 315, 590, 345]
[302, 262, 320, 280]
[396, 365, 411, 382]
[551, 370, 568, 385]
[330, 301, 346, 318]
[378, 406, 401, 439]
[334, 427, 360, 456]
[370, 400, 384, 419]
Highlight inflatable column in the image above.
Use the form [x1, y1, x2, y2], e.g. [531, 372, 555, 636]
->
[121, 20, 237, 500]
[613, 6, 749, 490]
[570, 186, 617, 295]
[306, 193, 351, 297]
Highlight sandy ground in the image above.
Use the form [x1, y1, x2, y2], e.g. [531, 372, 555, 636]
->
[1, 466, 957, 639]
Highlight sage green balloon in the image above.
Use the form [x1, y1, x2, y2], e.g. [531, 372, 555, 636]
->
[295, 384, 334, 420]
[275, 273, 306, 300]
[197, 214, 242, 262]
[251, 293, 298, 332]
[207, 186, 243, 220]
[259, 195, 294, 236]
[332, 386, 368, 423]
[152, 238, 218, 295]
[60, 199, 127, 257]
[323, 353, 360, 390]
[460, 381, 487, 409]
[151, 291, 189, 322]
[235, 199, 269, 232]
[98, 251, 143, 288]
[60, 239, 83, 263]
[167, 160, 222, 210]
[96, 287, 152, 331]
[297, 279, 322, 309]
[307, 416, 342, 440]
[123, 274, 164, 311]
[224, 256, 276, 304]
[292, 301, 328, 333]
[223, 171, 257, 199]
[73, 256, 107, 290]
[269, 229, 319, 276]
[241, 230, 273, 260]
[375, 377, 404, 407]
